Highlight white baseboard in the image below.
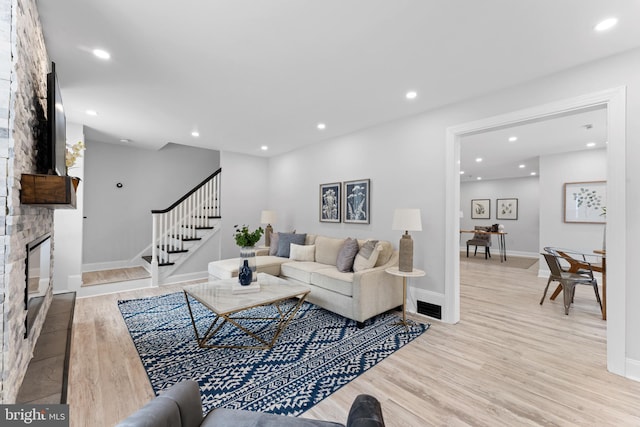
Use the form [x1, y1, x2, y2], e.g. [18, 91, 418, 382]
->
[625, 358, 640, 382]
[406, 286, 445, 321]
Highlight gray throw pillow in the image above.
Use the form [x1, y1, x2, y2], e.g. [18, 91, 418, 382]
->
[353, 239, 380, 272]
[269, 232, 280, 256]
[276, 233, 307, 258]
[336, 237, 359, 272]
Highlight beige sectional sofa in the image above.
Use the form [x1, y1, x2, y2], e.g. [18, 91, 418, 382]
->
[207, 234, 403, 325]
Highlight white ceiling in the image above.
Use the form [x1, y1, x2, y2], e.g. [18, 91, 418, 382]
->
[460, 106, 608, 181]
[35, 0, 640, 157]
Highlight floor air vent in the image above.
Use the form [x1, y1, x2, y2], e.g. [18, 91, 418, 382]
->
[417, 300, 442, 319]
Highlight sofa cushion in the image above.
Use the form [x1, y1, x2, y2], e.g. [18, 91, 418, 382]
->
[310, 268, 354, 297]
[315, 236, 346, 266]
[290, 243, 315, 262]
[204, 407, 344, 427]
[336, 237, 359, 272]
[280, 261, 330, 283]
[269, 232, 280, 256]
[353, 240, 380, 272]
[208, 256, 289, 279]
[277, 233, 307, 258]
[374, 240, 394, 267]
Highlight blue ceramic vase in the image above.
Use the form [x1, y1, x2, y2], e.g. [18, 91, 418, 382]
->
[238, 259, 253, 286]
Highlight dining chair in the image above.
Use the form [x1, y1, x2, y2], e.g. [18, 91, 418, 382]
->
[540, 252, 602, 315]
[466, 226, 492, 259]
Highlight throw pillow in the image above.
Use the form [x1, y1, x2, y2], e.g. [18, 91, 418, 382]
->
[269, 232, 280, 256]
[276, 233, 307, 258]
[353, 239, 380, 272]
[336, 237, 359, 272]
[290, 243, 316, 262]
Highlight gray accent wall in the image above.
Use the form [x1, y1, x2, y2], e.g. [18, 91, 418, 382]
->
[460, 176, 540, 255]
[82, 141, 220, 265]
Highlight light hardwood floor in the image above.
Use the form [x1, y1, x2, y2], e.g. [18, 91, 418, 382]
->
[67, 260, 640, 426]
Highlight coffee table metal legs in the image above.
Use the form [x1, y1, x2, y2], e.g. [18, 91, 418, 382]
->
[184, 292, 308, 350]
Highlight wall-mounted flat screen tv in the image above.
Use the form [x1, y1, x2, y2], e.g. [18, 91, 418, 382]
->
[46, 62, 67, 176]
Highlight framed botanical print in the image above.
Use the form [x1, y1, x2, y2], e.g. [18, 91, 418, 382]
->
[319, 182, 341, 222]
[564, 181, 606, 223]
[471, 199, 490, 219]
[496, 198, 518, 220]
[343, 179, 370, 224]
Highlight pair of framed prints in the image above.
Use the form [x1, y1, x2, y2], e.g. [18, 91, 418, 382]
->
[319, 179, 369, 224]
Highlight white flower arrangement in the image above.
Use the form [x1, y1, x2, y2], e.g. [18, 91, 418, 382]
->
[66, 141, 86, 168]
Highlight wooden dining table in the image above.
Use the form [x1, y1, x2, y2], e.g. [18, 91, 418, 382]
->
[549, 249, 606, 320]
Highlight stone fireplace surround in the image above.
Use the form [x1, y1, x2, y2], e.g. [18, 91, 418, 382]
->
[1, 0, 56, 403]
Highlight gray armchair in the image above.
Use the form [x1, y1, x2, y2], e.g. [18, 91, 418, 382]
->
[116, 380, 385, 427]
[466, 226, 492, 259]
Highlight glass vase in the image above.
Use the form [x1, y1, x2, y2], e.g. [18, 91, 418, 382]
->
[239, 246, 257, 283]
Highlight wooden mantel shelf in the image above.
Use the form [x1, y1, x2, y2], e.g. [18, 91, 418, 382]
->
[21, 174, 79, 209]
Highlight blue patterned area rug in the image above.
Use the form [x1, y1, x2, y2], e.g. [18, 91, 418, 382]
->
[118, 292, 428, 416]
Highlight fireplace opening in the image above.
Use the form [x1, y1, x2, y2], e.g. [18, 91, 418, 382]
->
[25, 233, 52, 338]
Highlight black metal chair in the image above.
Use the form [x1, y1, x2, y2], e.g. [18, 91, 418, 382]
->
[466, 226, 492, 259]
[540, 252, 602, 315]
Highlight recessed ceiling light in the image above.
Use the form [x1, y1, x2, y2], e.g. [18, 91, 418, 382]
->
[85, 110, 98, 116]
[530, 172, 537, 176]
[519, 164, 525, 168]
[405, 91, 417, 100]
[586, 142, 596, 147]
[508, 136, 518, 142]
[460, 171, 465, 175]
[120, 139, 130, 143]
[475, 157, 483, 163]
[261, 145, 268, 151]
[476, 177, 482, 180]
[92, 49, 111, 60]
[317, 123, 326, 130]
[595, 17, 618, 32]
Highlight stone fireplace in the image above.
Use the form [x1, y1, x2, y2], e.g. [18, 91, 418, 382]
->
[1, 0, 56, 403]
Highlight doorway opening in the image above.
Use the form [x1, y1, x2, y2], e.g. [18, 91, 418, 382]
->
[444, 87, 627, 377]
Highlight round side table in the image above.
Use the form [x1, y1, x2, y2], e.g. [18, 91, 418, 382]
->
[385, 267, 425, 327]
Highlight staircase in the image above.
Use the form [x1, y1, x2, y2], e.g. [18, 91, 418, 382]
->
[144, 168, 221, 284]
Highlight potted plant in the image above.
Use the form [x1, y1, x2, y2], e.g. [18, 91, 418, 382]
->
[233, 225, 264, 285]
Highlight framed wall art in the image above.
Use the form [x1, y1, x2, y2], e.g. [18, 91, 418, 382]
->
[319, 182, 341, 222]
[343, 179, 370, 224]
[496, 198, 518, 220]
[564, 181, 606, 223]
[471, 199, 490, 219]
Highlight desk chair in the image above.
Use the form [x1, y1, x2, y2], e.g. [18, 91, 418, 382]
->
[466, 226, 492, 259]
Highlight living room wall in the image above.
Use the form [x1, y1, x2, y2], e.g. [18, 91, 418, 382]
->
[460, 176, 539, 255]
[268, 47, 640, 375]
[539, 148, 607, 264]
[82, 141, 220, 270]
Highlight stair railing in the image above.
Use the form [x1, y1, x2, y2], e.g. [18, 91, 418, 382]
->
[150, 168, 221, 285]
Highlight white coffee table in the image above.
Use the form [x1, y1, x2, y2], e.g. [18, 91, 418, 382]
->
[183, 273, 310, 349]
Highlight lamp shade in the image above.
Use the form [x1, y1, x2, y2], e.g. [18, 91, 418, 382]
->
[260, 210, 277, 225]
[392, 208, 422, 231]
